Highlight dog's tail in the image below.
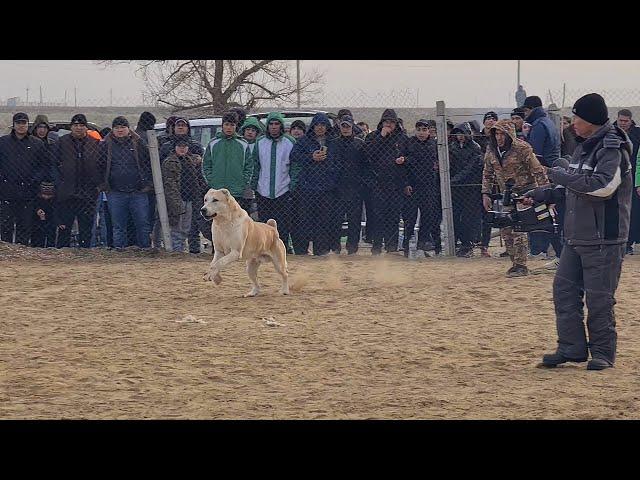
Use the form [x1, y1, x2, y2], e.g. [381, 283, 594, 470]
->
[267, 218, 278, 233]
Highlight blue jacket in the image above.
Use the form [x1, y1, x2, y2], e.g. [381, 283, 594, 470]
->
[526, 107, 560, 167]
[290, 113, 338, 192]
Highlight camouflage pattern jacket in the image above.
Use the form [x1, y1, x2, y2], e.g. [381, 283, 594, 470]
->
[482, 119, 549, 196]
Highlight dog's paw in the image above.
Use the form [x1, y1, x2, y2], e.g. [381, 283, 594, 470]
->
[280, 288, 290, 295]
[243, 289, 259, 298]
[213, 273, 222, 285]
[203, 272, 212, 282]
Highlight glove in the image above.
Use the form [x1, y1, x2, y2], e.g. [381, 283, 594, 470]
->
[524, 187, 551, 204]
[551, 156, 570, 169]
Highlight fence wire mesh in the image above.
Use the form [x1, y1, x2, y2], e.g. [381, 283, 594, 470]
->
[1, 86, 640, 258]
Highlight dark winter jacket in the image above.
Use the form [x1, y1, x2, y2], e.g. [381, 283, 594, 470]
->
[448, 123, 483, 188]
[539, 122, 633, 246]
[363, 109, 410, 190]
[97, 131, 153, 194]
[327, 133, 367, 193]
[526, 106, 561, 167]
[613, 119, 640, 178]
[404, 135, 439, 190]
[0, 131, 49, 201]
[161, 152, 208, 225]
[55, 133, 101, 203]
[290, 113, 338, 192]
[474, 129, 491, 154]
[159, 120, 204, 161]
[561, 124, 580, 157]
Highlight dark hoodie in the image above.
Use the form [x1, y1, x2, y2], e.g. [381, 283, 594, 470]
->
[405, 131, 439, 189]
[364, 109, 410, 189]
[135, 111, 157, 145]
[448, 122, 483, 186]
[159, 118, 204, 161]
[290, 113, 338, 192]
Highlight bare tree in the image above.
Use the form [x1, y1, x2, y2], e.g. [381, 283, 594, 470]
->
[97, 60, 324, 114]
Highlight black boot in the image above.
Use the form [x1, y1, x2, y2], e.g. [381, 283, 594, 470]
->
[540, 352, 588, 368]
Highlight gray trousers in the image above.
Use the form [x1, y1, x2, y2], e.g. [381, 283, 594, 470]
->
[553, 243, 625, 364]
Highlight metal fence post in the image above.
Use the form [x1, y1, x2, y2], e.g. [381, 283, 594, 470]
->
[147, 130, 173, 252]
[436, 101, 456, 257]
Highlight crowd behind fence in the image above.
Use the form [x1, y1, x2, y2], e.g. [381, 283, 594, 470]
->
[1, 88, 640, 264]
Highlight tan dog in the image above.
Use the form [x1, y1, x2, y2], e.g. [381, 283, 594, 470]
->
[200, 188, 289, 297]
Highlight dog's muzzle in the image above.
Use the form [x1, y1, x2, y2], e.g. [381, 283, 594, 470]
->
[200, 207, 216, 220]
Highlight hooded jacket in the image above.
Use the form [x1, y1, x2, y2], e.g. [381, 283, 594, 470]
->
[405, 133, 439, 189]
[251, 112, 298, 198]
[482, 119, 549, 195]
[202, 129, 252, 198]
[0, 130, 49, 201]
[544, 122, 633, 246]
[31, 114, 59, 144]
[161, 152, 208, 224]
[159, 119, 204, 161]
[363, 109, 410, 189]
[448, 123, 483, 188]
[526, 106, 561, 167]
[240, 117, 265, 155]
[327, 130, 367, 193]
[290, 112, 338, 192]
[613, 119, 640, 186]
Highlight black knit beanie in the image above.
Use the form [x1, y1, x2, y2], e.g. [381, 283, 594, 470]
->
[572, 93, 609, 126]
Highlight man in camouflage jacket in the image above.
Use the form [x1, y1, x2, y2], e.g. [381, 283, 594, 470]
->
[481, 119, 549, 277]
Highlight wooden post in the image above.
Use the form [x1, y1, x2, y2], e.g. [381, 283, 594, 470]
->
[147, 130, 173, 252]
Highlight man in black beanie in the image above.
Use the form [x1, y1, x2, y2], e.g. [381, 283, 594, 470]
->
[528, 93, 634, 371]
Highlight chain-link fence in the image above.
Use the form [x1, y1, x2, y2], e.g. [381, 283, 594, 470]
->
[1, 87, 639, 258]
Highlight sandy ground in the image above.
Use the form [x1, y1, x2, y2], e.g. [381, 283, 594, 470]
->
[1, 241, 640, 419]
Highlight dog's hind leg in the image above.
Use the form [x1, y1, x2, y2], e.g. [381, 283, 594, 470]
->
[244, 258, 261, 297]
[271, 243, 289, 295]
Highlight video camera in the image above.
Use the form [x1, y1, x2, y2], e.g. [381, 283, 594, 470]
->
[485, 180, 558, 234]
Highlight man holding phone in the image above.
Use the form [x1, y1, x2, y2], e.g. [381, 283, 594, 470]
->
[290, 112, 337, 256]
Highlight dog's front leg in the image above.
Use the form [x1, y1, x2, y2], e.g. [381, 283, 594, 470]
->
[208, 249, 241, 284]
[204, 250, 224, 284]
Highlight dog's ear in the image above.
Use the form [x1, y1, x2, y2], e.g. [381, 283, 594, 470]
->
[220, 188, 231, 199]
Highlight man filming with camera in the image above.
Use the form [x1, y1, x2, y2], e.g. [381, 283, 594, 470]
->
[482, 120, 549, 277]
[525, 93, 633, 371]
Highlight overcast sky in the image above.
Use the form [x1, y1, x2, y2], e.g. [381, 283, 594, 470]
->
[2, 60, 639, 108]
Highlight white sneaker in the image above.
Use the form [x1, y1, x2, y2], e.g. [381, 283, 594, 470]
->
[529, 252, 547, 260]
[544, 258, 560, 270]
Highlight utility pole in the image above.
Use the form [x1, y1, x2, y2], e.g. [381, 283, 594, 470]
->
[296, 60, 301, 109]
[26, 87, 29, 105]
[64, 90, 68, 106]
[39, 85, 43, 106]
[74, 87, 77, 108]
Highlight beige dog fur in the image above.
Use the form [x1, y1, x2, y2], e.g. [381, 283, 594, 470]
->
[200, 188, 289, 297]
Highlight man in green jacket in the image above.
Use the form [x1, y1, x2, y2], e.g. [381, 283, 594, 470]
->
[250, 112, 298, 253]
[202, 112, 253, 212]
